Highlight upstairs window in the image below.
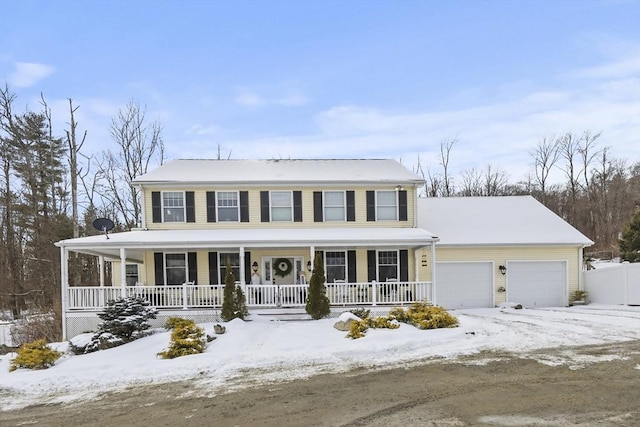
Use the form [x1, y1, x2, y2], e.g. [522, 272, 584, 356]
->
[217, 191, 239, 222]
[376, 191, 397, 221]
[324, 191, 345, 221]
[271, 191, 293, 221]
[163, 192, 185, 222]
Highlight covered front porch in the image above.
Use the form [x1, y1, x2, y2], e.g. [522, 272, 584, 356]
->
[56, 227, 438, 338]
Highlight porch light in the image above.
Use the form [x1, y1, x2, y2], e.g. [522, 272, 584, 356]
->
[252, 261, 258, 273]
[306, 260, 312, 271]
[499, 265, 507, 275]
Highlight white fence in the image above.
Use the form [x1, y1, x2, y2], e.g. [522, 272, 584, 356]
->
[584, 263, 640, 305]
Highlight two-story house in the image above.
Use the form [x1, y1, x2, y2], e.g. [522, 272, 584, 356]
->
[57, 159, 439, 338]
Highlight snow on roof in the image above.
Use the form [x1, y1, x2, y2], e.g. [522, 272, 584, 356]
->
[56, 227, 439, 261]
[132, 159, 424, 185]
[417, 196, 594, 246]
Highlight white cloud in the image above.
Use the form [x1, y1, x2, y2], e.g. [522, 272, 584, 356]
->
[234, 87, 309, 108]
[234, 88, 265, 107]
[7, 62, 55, 88]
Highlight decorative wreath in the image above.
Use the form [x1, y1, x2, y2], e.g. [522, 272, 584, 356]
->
[273, 258, 293, 278]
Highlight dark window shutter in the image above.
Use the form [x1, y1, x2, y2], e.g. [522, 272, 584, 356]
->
[347, 250, 357, 283]
[398, 190, 408, 221]
[206, 191, 216, 222]
[367, 250, 377, 282]
[293, 191, 302, 222]
[152, 192, 161, 223]
[154, 252, 164, 285]
[346, 191, 355, 222]
[188, 252, 198, 283]
[313, 191, 323, 222]
[244, 251, 252, 284]
[260, 191, 270, 222]
[186, 191, 196, 223]
[240, 191, 249, 222]
[208, 252, 219, 285]
[366, 191, 375, 221]
[400, 250, 409, 282]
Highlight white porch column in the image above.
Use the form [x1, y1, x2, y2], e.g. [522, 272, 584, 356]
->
[99, 256, 105, 287]
[60, 246, 69, 340]
[309, 246, 315, 271]
[430, 242, 437, 305]
[239, 247, 246, 284]
[120, 248, 127, 298]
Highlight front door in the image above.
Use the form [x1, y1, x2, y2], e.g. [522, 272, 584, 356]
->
[262, 257, 304, 285]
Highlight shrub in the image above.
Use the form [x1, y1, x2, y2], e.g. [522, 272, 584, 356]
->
[10, 339, 61, 371]
[305, 253, 331, 320]
[390, 302, 458, 330]
[221, 258, 249, 322]
[158, 319, 206, 359]
[165, 316, 194, 330]
[349, 308, 371, 320]
[346, 315, 399, 339]
[10, 313, 60, 347]
[81, 296, 158, 354]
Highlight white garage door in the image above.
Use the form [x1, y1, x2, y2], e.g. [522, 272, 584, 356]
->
[436, 262, 494, 309]
[507, 261, 567, 308]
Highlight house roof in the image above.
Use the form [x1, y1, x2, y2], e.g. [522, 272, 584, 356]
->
[417, 196, 594, 246]
[56, 227, 439, 262]
[132, 159, 424, 186]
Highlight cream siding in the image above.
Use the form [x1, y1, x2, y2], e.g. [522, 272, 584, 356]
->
[432, 245, 582, 306]
[142, 186, 417, 230]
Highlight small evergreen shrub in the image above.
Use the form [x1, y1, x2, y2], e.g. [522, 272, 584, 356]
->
[390, 302, 458, 330]
[305, 254, 331, 319]
[81, 296, 158, 354]
[346, 315, 400, 339]
[221, 259, 249, 322]
[158, 319, 206, 359]
[165, 316, 193, 330]
[10, 339, 61, 371]
[349, 308, 371, 320]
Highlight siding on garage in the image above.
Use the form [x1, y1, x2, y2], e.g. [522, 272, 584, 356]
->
[432, 246, 582, 306]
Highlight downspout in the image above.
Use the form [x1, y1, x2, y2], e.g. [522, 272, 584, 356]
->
[120, 248, 127, 298]
[136, 184, 146, 229]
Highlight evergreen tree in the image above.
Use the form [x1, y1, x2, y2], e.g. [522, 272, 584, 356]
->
[305, 253, 331, 319]
[220, 258, 249, 321]
[234, 281, 249, 320]
[619, 208, 640, 262]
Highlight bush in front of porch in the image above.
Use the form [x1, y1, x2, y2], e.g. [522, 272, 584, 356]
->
[221, 259, 249, 322]
[158, 318, 206, 359]
[305, 254, 331, 320]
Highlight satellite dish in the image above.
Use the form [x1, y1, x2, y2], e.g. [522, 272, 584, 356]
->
[93, 218, 115, 239]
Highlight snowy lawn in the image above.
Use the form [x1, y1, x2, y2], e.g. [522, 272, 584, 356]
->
[1, 304, 639, 411]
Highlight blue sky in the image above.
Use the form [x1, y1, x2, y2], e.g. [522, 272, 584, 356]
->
[1, 0, 638, 183]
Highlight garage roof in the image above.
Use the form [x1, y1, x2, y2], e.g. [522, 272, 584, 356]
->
[417, 196, 593, 246]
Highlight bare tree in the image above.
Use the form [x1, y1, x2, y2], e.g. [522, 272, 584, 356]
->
[482, 164, 509, 196]
[460, 167, 482, 196]
[64, 99, 87, 239]
[96, 101, 164, 229]
[530, 135, 561, 203]
[439, 138, 456, 196]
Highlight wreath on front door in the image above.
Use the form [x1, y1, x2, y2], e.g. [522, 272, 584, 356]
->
[273, 258, 293, 278]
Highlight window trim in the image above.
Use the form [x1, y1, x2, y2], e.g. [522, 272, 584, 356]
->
[377, 249, 399, 282]
[270, 190, 293, 222]
[325, 250, 347, 282]
[217, 191, 240, 222]
[164, 252, 188, 285]
[323, 191, 346, 222]
[125, 264, 139, 286]
[375, 190, 398, 221]
[162, 191, 186, 223]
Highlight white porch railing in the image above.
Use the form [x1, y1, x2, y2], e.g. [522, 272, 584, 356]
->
[65, 281, 433, 311]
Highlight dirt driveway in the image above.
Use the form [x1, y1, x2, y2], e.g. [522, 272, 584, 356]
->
[3, 340, 639, 427]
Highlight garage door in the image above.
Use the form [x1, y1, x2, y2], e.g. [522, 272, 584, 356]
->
[507, 261, 567, 307]
[436, 262, 494, 309]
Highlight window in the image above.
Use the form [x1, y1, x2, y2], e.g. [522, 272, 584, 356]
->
[165, 253, 187, 285]
[125, 264, 139, 286]
[271, 191, 293, 221]
[378, 251, 398, 282]
[219, 253, 240, 283]
[326, 251, 346, 283]
[163, 192, 185, 222]
[324, 191, 345, 221]
[376, 191, 397, 220]
[217, 191, 239, 222]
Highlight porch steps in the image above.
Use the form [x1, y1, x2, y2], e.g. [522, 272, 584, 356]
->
[251, 310, 312, 321]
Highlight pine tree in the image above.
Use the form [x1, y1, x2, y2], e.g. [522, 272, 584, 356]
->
[619, 208, 640, 262]
[234, 282, 249, 320]
[305, 253, 331, 319]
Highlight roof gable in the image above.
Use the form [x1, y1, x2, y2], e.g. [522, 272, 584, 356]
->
[417, 196, 593, 246]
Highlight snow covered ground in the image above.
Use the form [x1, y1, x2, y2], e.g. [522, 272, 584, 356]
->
[1, 304, 639, 411]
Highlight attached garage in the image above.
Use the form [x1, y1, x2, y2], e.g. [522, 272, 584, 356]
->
[507, 261, 567, 307]
[436, 262, 494, 309]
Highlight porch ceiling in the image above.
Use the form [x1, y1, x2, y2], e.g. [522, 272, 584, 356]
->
[56, 227, 439, 260]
